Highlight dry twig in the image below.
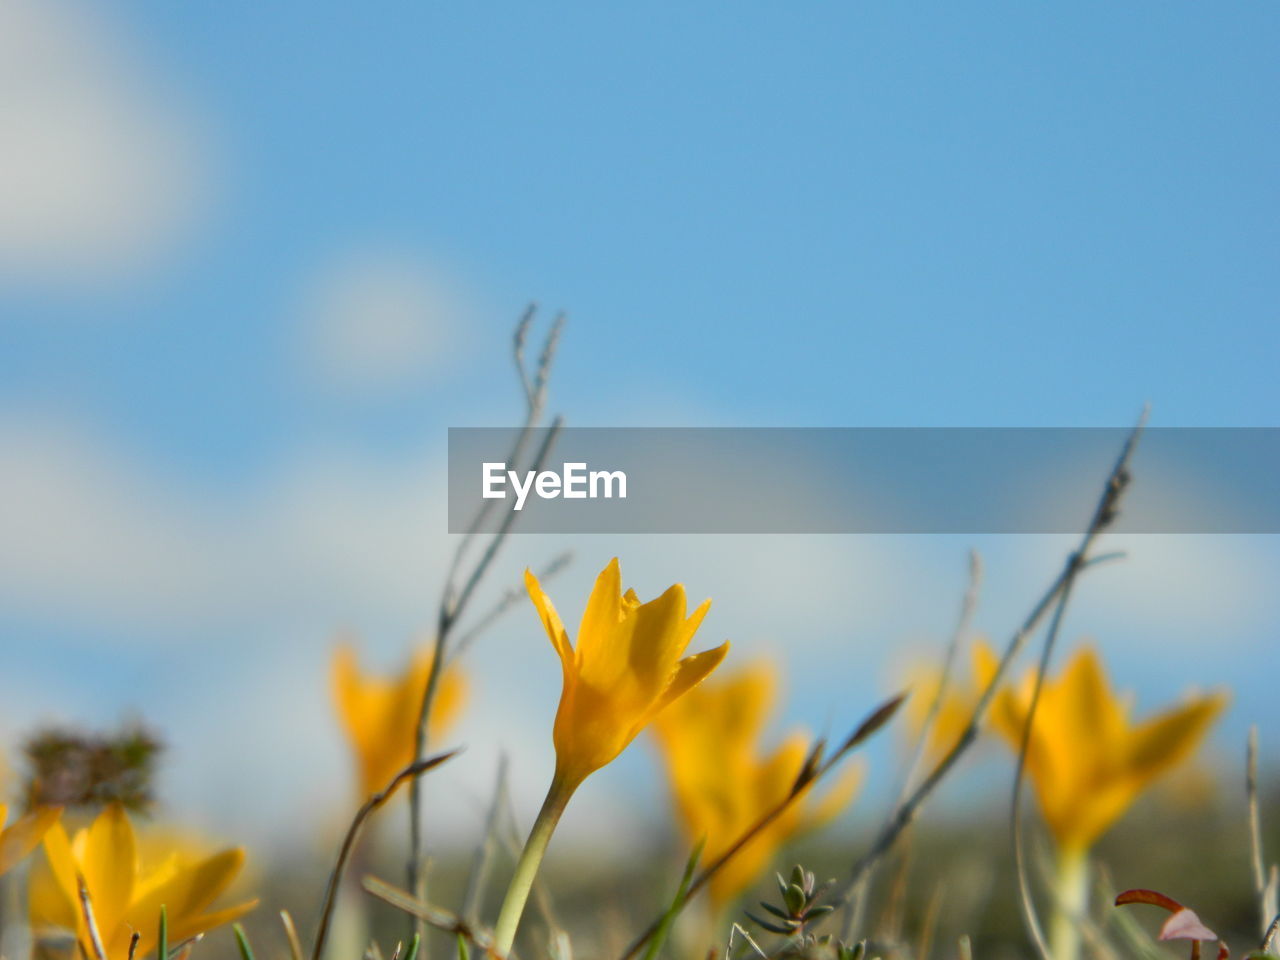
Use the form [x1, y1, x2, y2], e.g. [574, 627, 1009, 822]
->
[618, 693, 906, 960]
[315, 752, 459, 960]
[363, 877, 497, 957]
[76, 874, 109, 960]
[408, 307, 566, 938]
[1010, 410, 1148, 960]
[461, 757, 512, 925]
[831, 410, 1147, 948]
[1248, 727, 1280, 939]
[848, 550, 984, 937]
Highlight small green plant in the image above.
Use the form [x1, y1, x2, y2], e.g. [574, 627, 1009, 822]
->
[748, 865, 874, 960]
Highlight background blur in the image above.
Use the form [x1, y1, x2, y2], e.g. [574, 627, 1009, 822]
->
[1, 0, 1277, 949]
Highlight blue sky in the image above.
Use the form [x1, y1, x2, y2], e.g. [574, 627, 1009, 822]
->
[7, 3, 1280, 454]
[0, 1, 1277, 844]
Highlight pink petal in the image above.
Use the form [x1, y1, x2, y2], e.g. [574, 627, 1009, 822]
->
[1159, 909, 1218, 942]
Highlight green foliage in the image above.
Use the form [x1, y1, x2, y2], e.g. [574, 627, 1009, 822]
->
[746, 865, 871, 960]
[232, 923, 256, 960]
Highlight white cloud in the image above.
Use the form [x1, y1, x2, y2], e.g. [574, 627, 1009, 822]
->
[0, 419, 234, 624]
[299, 252, 465, 393]
[0, 416, 453, 634]
[0, 0, 209, 287]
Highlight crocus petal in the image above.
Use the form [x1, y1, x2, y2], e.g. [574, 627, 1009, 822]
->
[34, 819, 80, 931]
[576, 558, 623, 655]
[1052, 647, 1124, 795]
[1064, 647, 1127, 746]
[623, 583, 690, 686]
[330, 644, 369, 742]
[651, 661, 861, 911]
[970, 641, 1028, 753]
[121, 847, 245, 941]
[971, 639, 1000, 687]
[650, 641, 731, 718]
[165, 899, 261, 947]
[525, 568, 574, 665]
[676, 598, 712, 657]
[806, 761, 863, 829]
[1126, 694, 1228, 780]
[0, 806, 60, 877]
[82, 803, 137, 940]
[719, 664, 775, 745]
[332, 642, 467, 799]
[131, 851, 185, 903]
[1052, 781, 1140, 852]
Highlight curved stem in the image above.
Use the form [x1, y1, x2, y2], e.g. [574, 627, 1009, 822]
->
[493, 775, 575, 957]
[1049, 845, 1088, 960]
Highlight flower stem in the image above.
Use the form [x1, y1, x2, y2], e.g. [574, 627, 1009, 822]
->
[493, 775, 574, 957]
[1049, 845, 1088, 960]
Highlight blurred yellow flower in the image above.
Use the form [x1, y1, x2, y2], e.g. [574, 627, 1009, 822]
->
[525, 557, 729, 789]
[0, 803, 60, 877]
[652, 663, 860, 909]
[29, 803, 257, 960]
[495, 558, 728, 955]
[331, 642, 467, 798]
[900, 650, 986, 765]
[976, 640, 1227, 852]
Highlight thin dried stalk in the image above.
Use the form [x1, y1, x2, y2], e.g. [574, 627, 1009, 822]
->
[408, 307, 565, 939]
[1249, 727, 1266, 896]
[1261, 913, 1280, 954]
[1010, 410, 1148, 960]
[315, 752, 459, 960]
[915, 880, 945, 960]
[727, 923, 768, 959]
[833, 410, 1147, 943]
[1009, 577, 1077, 960]
[281, 911, 305, 960]
[445, 306, 556, 586]
[362, 877, 496, 956]
[848, 551, 983, 937]
[1248, 727, 1279, 938]
[461, 757, 512, 925]
[76, 874, 108, 960]
[448, 552, 573, 667]
[618, 693, 906, 960]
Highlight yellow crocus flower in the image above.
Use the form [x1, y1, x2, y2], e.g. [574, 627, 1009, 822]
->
[525, 557, 730, 790]
[29, 803, 257, 960]
[652, 664, 860, 909]
[974, 640, 1226, 960]
[0, 803, 61, 877]
[331, 642, 466, 799]
[900, 653, 984, 766]
[975, 640, 1227, 853]
[493, 558, 729, 955]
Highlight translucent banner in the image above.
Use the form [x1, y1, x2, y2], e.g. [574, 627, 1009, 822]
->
[447, 427, 1280, 533]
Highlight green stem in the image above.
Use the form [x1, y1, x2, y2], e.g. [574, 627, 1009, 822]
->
[1049, 845, 1089, 960]
[492, 775, 575, 957]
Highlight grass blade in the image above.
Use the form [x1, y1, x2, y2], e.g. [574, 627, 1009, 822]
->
[640, 839, 704, 960]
